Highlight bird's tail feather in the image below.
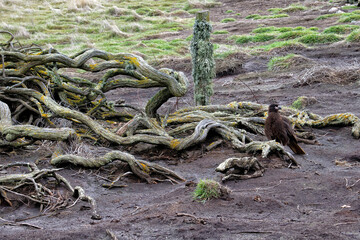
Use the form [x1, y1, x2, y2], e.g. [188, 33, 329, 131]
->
[288, 141, 305, 155]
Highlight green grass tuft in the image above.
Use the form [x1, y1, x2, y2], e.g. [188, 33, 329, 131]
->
[346, 29, 360, 42]
[268, 8, 283, 14]
[246, 13, 289, 20]
[252, 33, 277, 42]
[298, 33, 342, 45]
[277, 30, 313, 40]
[338, 14, 360, 23]
[323, 24, 360, 34]
[213, 30, 229, 34]
[291, 97, 304, 109]
[268, 4, 307, 14]
[281, 4, 307, 13]
[246, 14, 261, 19]
[268, 53, 295, 70]
[315, 13, 339, 20]
[258, 40, 305, 52]
[342, 5, 358, 10]
[221, 18, 236, 23]
[234, 35, 253, 44]
[252, 26, 279, 33]
[232, 33, 276, 44]
[193, 179, 221, 203]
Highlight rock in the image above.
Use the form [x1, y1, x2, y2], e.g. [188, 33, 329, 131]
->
[328, 7, 338, 13]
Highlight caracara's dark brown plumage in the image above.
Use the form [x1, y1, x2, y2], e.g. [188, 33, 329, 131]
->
[265, 104, 305, 155]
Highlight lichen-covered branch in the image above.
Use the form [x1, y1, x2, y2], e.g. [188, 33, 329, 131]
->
[51, 151, 185, 184]
[216, 157, 265, 181]
[0, 162, 100, 219]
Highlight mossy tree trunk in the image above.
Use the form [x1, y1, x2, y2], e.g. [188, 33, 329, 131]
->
[190, 10, 215, 106]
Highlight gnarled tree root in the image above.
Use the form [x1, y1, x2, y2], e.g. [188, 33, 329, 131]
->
[0, 162, 101, 219]
[51, 151, 185, 184]
[216, 157, 265, 181]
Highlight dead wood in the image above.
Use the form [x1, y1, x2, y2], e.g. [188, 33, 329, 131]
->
[51, 151, 185, 184]
[1, 33, 359, 189]
[0, 162, 100, 219]
[216, 157, 265, 181]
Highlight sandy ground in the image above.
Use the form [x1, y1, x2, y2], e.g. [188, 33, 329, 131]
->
[1, 0, 360, 239]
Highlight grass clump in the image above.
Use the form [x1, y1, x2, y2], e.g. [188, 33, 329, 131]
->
[346, 29, 360, 42]
[221, 18, 236, 23]
[277, 30, 314, 40]
[342, 5, 358, 10]
[252, 33, 277, 42]
[252, 26, 279, 33]
[234, 35, 253, 44]
[268, 8, 283, 14]
[268, 4, 307, 14]
[259, 40, 305, 52]
[185, 0, 221, 10]
[246, 14, 261, 19]
[315, 13, 339, 20]
[281, 4, 307, 13]
[298, 33, 342, 45]
[246, 13, 289, 20]
[323, 24, 359, 34]
[232, 33, 276, 44]
[291, 96, 317, 109]
[268, 53, 295, 70]
[338, 13, 360, 23]
[193, 179, 230, 203]
[291, 97, 304, 109]
[213, 30, 229, 34]
[268, 53, 312, 70]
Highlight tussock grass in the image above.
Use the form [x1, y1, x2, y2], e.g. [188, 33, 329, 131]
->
[100, 20, 130, 38]
[268, 53, 313, 71]
[67, 0, 100, 10]
[0, 22, 30, 38]
[323, 24, 360, 34]
[291, 96, 317, 110]
[193, 179, 230, 203]
[298, 33, 342, 44]
[246, 13, 289, 20]
[280, 4, 307, 13]
[259, 40, 306, 52]
[185, 0, 221, 9]
[220, 18, 236, 23]
[346, 29, 360, 42]
[315, 13, 340, 20]
[121, 23, 146, 33]
[232, 33, 276, 44]
[298, 65, 360, 86]
[213, 30, 229, 35]
[268, 4, 307, 14]
[108, 6, 129, 16]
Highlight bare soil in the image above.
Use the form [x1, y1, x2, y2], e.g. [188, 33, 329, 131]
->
[1, 0, 360, 239]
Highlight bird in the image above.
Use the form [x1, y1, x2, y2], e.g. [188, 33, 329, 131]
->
[264, 103, 305, 155]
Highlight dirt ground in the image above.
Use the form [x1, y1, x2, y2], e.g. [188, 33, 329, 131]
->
[1, 0, 360, 239]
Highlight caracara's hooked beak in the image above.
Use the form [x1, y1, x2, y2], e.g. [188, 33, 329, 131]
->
[275, 105, 281, 110]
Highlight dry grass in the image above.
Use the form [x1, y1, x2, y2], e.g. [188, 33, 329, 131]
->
[269, 54, 314, 71]
[67, 0, 101, 11]
[187, 0, 222, 8]
[0, 22, 30, 38]
[100, 20, 130, 38]
[297, 65, 360, 86]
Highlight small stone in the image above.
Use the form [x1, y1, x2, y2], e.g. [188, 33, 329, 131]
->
[328, 7, 338, 13]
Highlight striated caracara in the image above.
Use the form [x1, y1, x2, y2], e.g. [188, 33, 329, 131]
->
[265, 104, 305, 155]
